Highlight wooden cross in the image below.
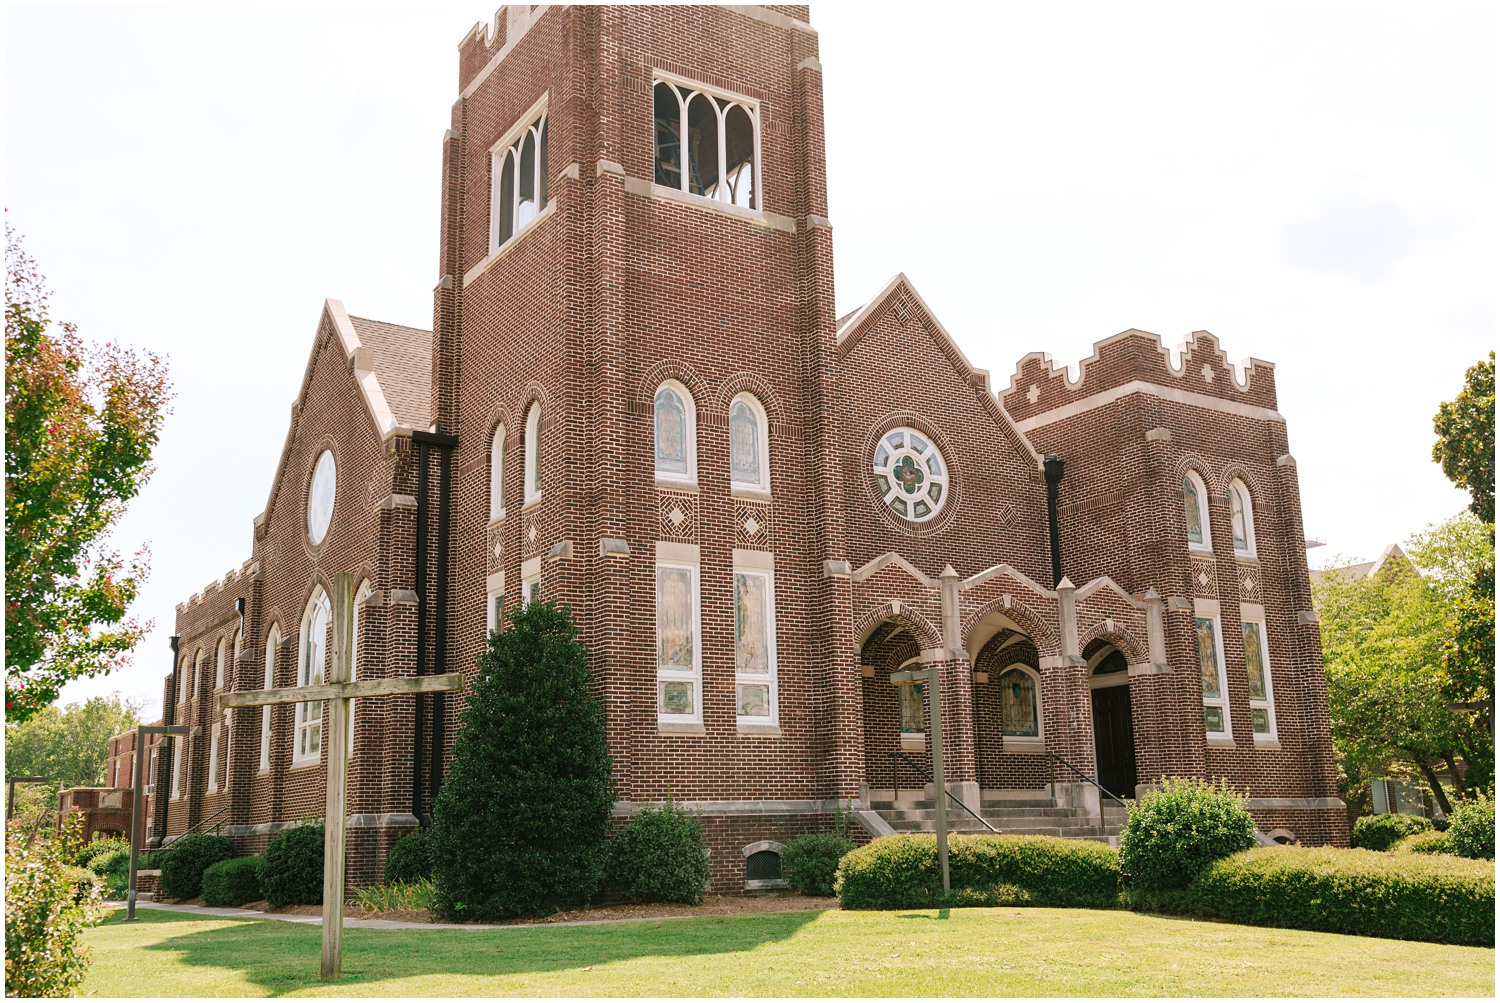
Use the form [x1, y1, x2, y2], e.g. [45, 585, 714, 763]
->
[220, 572, 463, 981]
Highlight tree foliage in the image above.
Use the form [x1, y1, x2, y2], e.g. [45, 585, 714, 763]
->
[431, 600, 615, 920]
[5, 223, 172, 721]
[1314, 514, 1494, 814]
[1432, 351, 1494, 523]
[3, 694, 142, 814]
[4, 813, 104, 998]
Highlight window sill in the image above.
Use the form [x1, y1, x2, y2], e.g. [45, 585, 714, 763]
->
[523, 496, 542, 511]
[657, 721, 705, 735]
[1001, 739, 1046, 754]
[645, 182, 795, 233]
[463, 200, 557, 289]
[1234, 552, 1259, 564]
[290, 758, 322, 771]
[900, 733, 926, 753]
[1205, 736, 1237, 748]
[737, 722, 781, 736]
[730, 484, 772, 502]
[488, 512, 507, 529]
[1253, 737, 1281, 749]
[1188, 545, 1214, 557]
[656, 477, 699, 493]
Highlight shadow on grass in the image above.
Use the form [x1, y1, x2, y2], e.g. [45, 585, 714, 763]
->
[114, 906, 826, 996]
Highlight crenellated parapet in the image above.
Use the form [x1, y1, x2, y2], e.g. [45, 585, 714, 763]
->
[457, 5, 547, 97]
[1001, 329, 1279, 428]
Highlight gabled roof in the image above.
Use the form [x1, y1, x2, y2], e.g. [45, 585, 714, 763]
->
[1310, 544, 1415, 586]
[347, 315, 432, 429]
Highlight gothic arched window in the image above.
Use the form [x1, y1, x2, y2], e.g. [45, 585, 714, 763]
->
[1183, 470, 1211, 552]
[296, 588, 331, 763]
[1229, 479, 1256, 557]
[653, 78, 758, 209]
[729, 394, 769, 494]
[259, 624, 279, 773]
[654, 382, 697, 483]
[998, 666, 1042, 740]
[491, 108, 548, 251]
[489, 423, 506, 521]
[524, 402, 542, 506]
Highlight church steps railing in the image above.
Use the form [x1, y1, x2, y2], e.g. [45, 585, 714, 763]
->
[1044, 752, 1129, 832]
[886, 751, 1000, 834]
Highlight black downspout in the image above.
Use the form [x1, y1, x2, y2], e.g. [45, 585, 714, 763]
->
[412, 440, 429, 822]
[431, 436, 454, 804]
[1043, 455, 1065, 587]
[155, 635, 180, 846]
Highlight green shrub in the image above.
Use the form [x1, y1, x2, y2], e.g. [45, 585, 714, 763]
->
[1447, 793, 1494, 860]
[86, 846, 132, 897]
[1394, 830, 1455, 855]
[261, 824, 324, 907]
[73, 835, 129, 869]
[5, 816, 104, 997]
[431, 601, 615, 920]
[1131, 846, 1493, 946]
[384, 829, 434, 884]
[781, 833, 854, 897]
[157, 833, 236, 900]
[1118, 777, 1256, 891]
[610, 800, 711, 905]
[835, 833, 1120, 910]
[1350, 812, 1432, 851]
[202, 856, 265, 907]
[353, 878, 436, 913]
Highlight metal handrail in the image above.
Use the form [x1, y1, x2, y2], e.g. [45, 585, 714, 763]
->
[153, 805, 231, 857]
[1044, 752, 1128, 832]
[888, 751, 999, 833]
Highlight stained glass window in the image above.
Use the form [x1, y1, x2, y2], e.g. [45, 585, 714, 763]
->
[729, 397, 765, 489]
[872, 427, 950, 524]
[297, 590, 330, 761]
[489, 424, 505, 520]
[1229, 479, 1255, 555]
[1197, 615, 1228, 735]
[1244, 620, 1275, 736]
[999, 668, 1040, 738]
[525, 402, 542, 503]
[655, 386, 689, 475]
[899, 681, 925, 733]
[1184, 474, 1204, 546]
[657, 562, 700, 721]
[734, 570, 777, 723]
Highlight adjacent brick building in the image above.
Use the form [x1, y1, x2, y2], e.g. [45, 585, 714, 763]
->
[143, 5, 1346, 891]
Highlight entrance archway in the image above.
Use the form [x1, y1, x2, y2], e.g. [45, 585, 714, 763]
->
[857, 618, 928, 799]
[1087, 645, 1136, 798]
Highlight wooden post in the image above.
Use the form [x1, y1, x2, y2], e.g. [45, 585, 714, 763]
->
[321, 573, 353, 981]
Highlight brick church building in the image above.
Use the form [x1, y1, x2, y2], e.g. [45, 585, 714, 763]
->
[144, 5, 1346, 891]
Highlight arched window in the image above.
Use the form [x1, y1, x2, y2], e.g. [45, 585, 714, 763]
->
[653, 79, 758, 209]
[215, 637, 228, 690]
[489, 423, 506, 521]
[260, 625, 279, 773]
[490, 109, 548, 251]
[654, 381, 697, 483]
[729, 393, 769, 494]
[1183, 470, 1212, 552]
[524, 401, 542, 506]
[350, 580, 372, 755]
[1228, 479, 1256, 557]
[296, 588, 331, 763]
[998, 665, 1043, 744]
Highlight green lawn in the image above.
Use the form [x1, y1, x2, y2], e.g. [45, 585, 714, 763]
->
[81, 906, 1493, 997]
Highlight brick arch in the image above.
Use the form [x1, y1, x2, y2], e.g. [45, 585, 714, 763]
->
[1220, 462, 1265, 505]
[638, 359, 710, 410]
[1174, 452, 1225, 497]
[852, 601, 942, 651]
[481, 400, 519, 446]
[1079, 622, 1149, 667]
[712, 371, 785, 425]
[961, 597, 1059, 659]
[520, 381, 552, 416]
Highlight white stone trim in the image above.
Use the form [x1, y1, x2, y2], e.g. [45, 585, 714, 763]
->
[851, 552, 937, 589]
[732, 548, 775, 571]
[653, 379, 699, 485]
[457, 4, 547, 101]
[655, 541, 700, 563]
[1012, 379, 1286, 433]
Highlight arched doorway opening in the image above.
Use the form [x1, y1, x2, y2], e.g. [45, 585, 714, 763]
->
[969, 613, 1048, 793]
[857, 617, 930, 800]
[1087, 644, 1136, 798]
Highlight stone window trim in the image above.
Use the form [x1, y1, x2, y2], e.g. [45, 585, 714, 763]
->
[523, 401, 543, 508]
[1239, 601, 1279, 745]
[521, 556, 541, 608]
[215, 636, 228, 690]
[656, 541, 703, 728]
[742, 840, 788, 890]
[349, 578, 373, 757]
[996, 662, 1045, 753]
[488, 94, 550, 256]
[170, 738, 183, 800]
[1183, 468, 1212, 555]
[294, 586, 331, 766]
[177, 655, 190, 704]
[861, 414, 961, 538]
[486, 570, 506, 635]
[259, 624, 280, 774]
[1193, 597, 1233, 741]
[652, 71, 761, 211]
[489, 421, 507, 522]
[307, 447, 338, 549]
[733, 549, 779, 729]
[1228, 477, 1257, 559]
[728, 392, 771, 497]
[207, 721, 222, 793]
[653, 379, 699, 488]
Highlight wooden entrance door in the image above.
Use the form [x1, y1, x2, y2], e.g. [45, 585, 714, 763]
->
[1091, 684, 1137, 799]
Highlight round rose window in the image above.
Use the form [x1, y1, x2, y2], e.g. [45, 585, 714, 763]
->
[872, 427, 949, 523]
[307, 450, 337, 546]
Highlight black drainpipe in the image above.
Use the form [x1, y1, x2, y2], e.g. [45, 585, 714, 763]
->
[411, 429, 458, 822]
[1043, 455, 1065, 587]
[155, 635, 180, 845]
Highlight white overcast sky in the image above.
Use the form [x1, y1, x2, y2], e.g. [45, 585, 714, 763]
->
[6, 3, 1494, 720]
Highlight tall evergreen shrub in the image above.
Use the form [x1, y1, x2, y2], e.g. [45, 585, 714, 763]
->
[431, 600, 615, 920]
[1118, 777, 1256, 891]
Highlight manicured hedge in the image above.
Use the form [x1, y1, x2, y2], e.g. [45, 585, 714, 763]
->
[1130, 846, 1494, 946]
[261, 824, 324, 907]
[384, 829, 434, 884]
[1447, 794, 1494, 860]
[1350, 813, 1432, 852]
[1118, 777, 1256, 891]
[781, 834, 854, 897]
[1395, 830, 1455, 855]
[202, 856, 265, 907]
[835, 834, 1120, 910]
[610, 801, 711, 905]
[157, 834, 236, 900]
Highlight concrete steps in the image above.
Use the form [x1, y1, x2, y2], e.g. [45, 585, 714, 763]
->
[865, 795, 1126, 843]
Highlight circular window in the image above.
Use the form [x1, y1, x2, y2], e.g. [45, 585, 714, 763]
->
[307, 450, 337, 546]
[872, 427, 949, 523]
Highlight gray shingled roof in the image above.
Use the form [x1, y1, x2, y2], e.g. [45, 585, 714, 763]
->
[348, 316, 432, 429]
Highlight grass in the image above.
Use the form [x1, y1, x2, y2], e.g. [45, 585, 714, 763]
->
[80, 906, 1493, 997]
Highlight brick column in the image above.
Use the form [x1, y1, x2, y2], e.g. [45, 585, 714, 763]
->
[1044, 578, 1096, 785]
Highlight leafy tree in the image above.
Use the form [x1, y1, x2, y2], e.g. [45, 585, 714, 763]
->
[430, 600, 614, 920]
[1314, 515, 1494, 814]
[1432, 352, 1494, 523]
[5, 223, 171, 722]
[3, 694, 142, 815]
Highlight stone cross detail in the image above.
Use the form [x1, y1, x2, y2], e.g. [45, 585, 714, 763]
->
[220, 572, 463, 981]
